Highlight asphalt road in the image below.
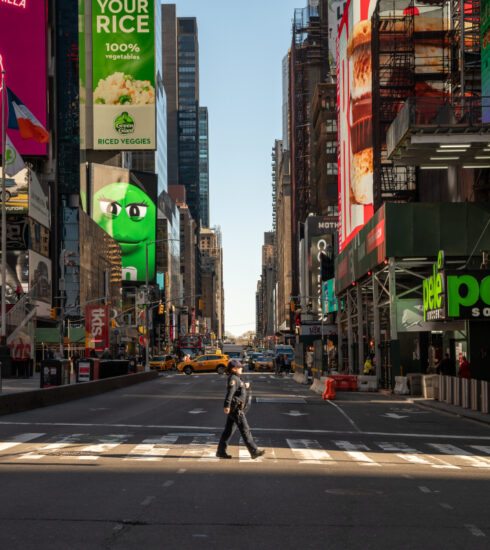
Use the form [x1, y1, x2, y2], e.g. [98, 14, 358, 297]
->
[0, 371, 489, 549]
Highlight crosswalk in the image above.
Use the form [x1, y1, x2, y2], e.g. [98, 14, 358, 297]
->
[1, 432, 490, 469]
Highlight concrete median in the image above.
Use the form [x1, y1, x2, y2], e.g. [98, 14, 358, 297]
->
[0, 370, 158, 417]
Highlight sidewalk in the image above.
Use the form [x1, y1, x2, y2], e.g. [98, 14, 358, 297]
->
[378, 388, 490, 426]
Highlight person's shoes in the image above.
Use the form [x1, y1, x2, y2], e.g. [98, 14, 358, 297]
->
[250, 449, 265, 459]
[216, 451, 232, 459]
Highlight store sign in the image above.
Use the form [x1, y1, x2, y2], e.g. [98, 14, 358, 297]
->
[423, 250, 490, 320]
[86, 305, 109, 350]
[91, 0, 156, 150]
[423, 251, 445, 321]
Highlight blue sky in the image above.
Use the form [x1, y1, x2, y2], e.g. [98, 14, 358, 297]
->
[168, 0, 303, 336]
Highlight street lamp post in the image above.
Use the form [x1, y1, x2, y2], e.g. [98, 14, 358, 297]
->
[144, 238, 180, 371]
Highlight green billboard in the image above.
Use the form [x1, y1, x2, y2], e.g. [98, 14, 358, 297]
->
[92, 0, 156, 149]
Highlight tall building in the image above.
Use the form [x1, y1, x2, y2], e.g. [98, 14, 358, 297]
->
[177, 17, 201, 227]
[199, 107, 210, 228]
[200, 227, 224, 340]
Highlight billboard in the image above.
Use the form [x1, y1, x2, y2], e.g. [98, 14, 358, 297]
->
[483, 0, 490, 123]
[91, 0, 156, 149]
[29, 249, 52, 318]
[90, 164, 156, 282]
[337, 0, 376, 252]
[0, 0, 47, 156]
[85, 305, 109, 351]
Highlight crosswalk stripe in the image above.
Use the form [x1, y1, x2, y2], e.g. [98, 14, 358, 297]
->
[180, 436, 219, 462]
[470, 445, 490, 457]
[78, 435, 128, 460]
[428, 444, 490, 468]
[123, 435, 178, 461]
[0, 433, 44, 452]
[333, 440, 380, 466]
[286, 439, 335, 464]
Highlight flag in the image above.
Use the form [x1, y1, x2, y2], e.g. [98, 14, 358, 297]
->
[4, 135, 26, 177]
[7, 87, 49, 143]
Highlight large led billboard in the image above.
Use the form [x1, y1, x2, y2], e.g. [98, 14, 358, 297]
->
[90, 164, 156, 282]
[483, 0, 490, 123]
[337, 0, 376, 251]
[91, 0, 156, 149]
[0, 0, 47, 156]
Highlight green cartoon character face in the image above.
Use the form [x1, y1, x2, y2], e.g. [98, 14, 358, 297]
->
[93, 182, 156, 281]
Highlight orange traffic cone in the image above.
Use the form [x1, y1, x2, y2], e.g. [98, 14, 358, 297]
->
[322, 378, 336, 400]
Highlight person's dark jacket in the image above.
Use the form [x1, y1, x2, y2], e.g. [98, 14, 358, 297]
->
[224, 373, 248, 409]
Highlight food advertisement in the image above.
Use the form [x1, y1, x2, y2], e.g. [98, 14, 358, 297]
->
[337, 0, 376, 252]
[91, 164, 156, 282]
[483, 0, 490, 123]
[0, 0, 47, 156]
[92, 0, 156, 149]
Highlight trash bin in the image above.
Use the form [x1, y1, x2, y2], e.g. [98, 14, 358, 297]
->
[40, 360, 71, 387]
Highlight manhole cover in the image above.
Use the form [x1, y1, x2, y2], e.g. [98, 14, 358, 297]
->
[255, 397, 306, 404]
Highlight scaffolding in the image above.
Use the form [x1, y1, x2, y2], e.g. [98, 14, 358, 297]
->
[372, 1, 452, 206]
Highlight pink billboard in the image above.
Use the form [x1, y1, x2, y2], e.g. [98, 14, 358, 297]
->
[0, 0, 47, 156]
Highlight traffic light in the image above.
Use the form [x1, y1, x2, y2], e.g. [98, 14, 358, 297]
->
[111, 319, 116, 329]
[198, 299, 203, 311]
[295, 313, 301, 326]
[290, 297, 295, 312]
[158, 303, 164, 315]
[50, 308, 57, 320]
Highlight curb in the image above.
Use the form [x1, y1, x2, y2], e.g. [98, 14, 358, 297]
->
[0, 371, 158, 417]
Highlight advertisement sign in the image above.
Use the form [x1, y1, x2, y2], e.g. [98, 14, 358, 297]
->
[0, 0, 47, 156]
[483, 0, 490, 123]
[85, 305, 109, 351]
[28, 249, 52, 318]
[328, 1, 347, 70]
[28, 171, 50, 229]
[90, 164, 156, 281]
[323, 279, 338, 314]
[0, 169, 28, 214]
[337, 0, 376, 252]
[92, 0, 156, 149]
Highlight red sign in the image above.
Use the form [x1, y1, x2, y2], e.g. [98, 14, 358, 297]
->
[85, 305, 109, 351]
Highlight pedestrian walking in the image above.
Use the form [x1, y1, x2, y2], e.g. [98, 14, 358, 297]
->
[458, 356, 471, 379]
[216, 360, 265, 460]
[436, 353, 453, 376]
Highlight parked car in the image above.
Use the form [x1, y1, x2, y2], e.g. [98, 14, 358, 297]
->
[149, 355, 177, 371]
[177, 353, 229, 375]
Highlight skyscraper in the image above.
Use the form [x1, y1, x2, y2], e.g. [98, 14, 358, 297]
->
[199, 106, 210, 228]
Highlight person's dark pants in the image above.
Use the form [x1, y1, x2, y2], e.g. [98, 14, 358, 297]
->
[217, 410, 258, 455]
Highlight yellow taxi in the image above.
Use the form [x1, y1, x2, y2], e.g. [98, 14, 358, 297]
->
[149, 355, 177, 371]
[254, 355, 274, 372]
[177, 353, 229, 375]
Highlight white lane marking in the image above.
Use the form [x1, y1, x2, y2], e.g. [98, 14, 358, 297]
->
[465, 524, 486, 537]
[177, 469, 187, 474]
[162, 480, 174, 488]
[439, 503, 454, 510]
[0, 433, 45, 452]
[140, 496, 155, 507]
[17, 434, 85, 460]
[333, 441, 380, 466]
[123, 435, 178, 462]
[188, 409, 206, 415]
[375, 442, 451, 468]
[428, 444, 490, 468]
[325, 401, 361, 432]
[426, 455, 460, 470]
[418, 486, 431, 494]
[470, 445, 490, 457]
[180, 436, 219, 462]
[286, 439, 336, 464]
[78, 435, 128, 461]
[3, 421, 490, 441]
